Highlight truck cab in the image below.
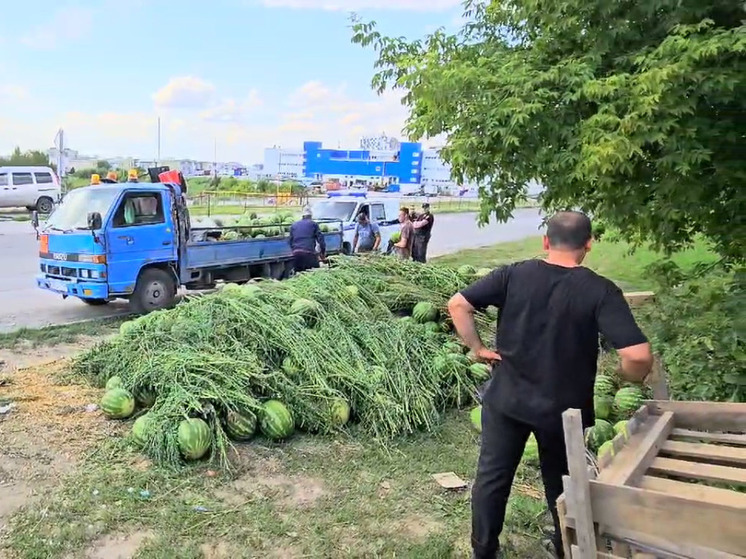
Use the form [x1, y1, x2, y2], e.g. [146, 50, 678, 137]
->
[310, 192, 402, 254]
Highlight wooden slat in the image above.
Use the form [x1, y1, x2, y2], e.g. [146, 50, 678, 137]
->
[598, 411, 674, 486]
[588, 481, 746, 555]
[670, 428, 746, 446]
[638, 475, 746, 508]
[563, 409, 597, 559]
[624, 291, 656, 308]
[557, 490, 575, 559]
[660, 440, 746, 466]
[647, 400, 746, 431]
[648, 356, 670, 401]
[601, 526, 743, 559]
[648, 456, 746, 486]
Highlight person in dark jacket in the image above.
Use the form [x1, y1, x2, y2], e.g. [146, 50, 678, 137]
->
[412, 202, 435, 262]
[289, 206, 326, 273]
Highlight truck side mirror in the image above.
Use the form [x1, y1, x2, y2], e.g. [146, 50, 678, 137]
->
[87, 212, 102, 230]
[31, 211, 39, 229]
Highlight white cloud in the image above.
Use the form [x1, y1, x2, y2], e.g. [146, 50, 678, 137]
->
[258, 0, 461, 11]
[0, 85, 27, 102]
[199, 90, 263, 123]
[152, 77, 217, 109]
[19, 7, 95, 50]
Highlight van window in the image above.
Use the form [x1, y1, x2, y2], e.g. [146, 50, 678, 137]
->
[35, 172, 54, 184]
[112, 193, 164, 227]
[12, 173, 34, 186]
[0, 173, 7, 187]
[370, 203, 386, 222]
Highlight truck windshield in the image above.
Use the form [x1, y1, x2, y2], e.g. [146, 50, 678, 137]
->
[44, 188, 120, 231]
[311, 201, 357, 222]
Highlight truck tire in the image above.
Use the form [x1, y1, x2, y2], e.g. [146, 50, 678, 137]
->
[82, 298, 109, 306]
[130, 268, 176, 314]
[35, 196, 54, 214]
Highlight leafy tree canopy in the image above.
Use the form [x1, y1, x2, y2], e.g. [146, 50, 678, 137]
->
[0, 147, 53, 170]
[351, 0, 746, 261]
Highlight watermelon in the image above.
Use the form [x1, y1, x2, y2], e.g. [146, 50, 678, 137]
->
[224, 409, 257, 441]
[475, 268, 492, 278]
[135, 387, 157, 408]
[469, 362, 491, 380]
[458, 265, 476, 277]
[470, 405, 482, 432]
[523, 434, 539, 465]
[221, 282, 242, 294]
[132, 413, 152, 446]
[100, 388, 135, 419]
[443, 341, 463, 354]
[412, 301, 439, 323]
[119, 320, 137, 337]
[614, 386, 644, 417]
[105, 376, 123, 391]
[177, 418, 212, 460]
[613, 420, 630, 440]
[389, 231, 401, 244]
[260, 400, 295, 440]
[594, 395, 613, 420]
[597, 440, 615, 459]
[330, 398, 351, 427]
[593, 374, 617, 397]
[282, 357, 301, 375]
[399, 316, 413, 324]
[585, 419, 614, 451]
[423, 321, 442, 334]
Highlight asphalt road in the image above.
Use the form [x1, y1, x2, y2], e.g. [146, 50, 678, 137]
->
[0, 209, 543, 332]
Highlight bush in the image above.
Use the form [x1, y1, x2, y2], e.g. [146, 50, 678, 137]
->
[641, 262, 745, 402]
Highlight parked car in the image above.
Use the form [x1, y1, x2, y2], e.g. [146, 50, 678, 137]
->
[0, 166, 61, 213]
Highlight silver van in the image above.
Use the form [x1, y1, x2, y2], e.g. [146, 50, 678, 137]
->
[0, 166, 61, 213]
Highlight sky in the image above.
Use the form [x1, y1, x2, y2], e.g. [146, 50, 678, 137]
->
[0, 0, 465, 163]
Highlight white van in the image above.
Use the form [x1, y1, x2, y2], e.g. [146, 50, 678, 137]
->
[311, 192, 402, 254]
[0, 166, 61, 213]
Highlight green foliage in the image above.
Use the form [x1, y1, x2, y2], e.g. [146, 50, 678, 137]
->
[351, 1, 746, 261]
[0, 147, 54, 170]
[641, 261, 745, 402]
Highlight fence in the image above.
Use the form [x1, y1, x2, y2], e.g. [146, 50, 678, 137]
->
[186, 191, 493, 217]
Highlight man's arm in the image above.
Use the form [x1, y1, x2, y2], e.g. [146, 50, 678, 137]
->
[371, 223, 381, 250]
[352, 225, 359, 252]
[597, 285, 654, 382]
[395, 224, 410, 248]
[413, 219, 427, 230]
[447, 266, 509, 363]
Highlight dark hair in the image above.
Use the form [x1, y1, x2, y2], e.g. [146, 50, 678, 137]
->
[399, 207, 410, 216]
[546, 211, 592, 250]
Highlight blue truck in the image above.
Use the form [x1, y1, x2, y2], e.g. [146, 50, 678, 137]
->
[33, 176, 342, 313]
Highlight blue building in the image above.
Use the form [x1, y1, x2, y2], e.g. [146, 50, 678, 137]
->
[301, 141, 422, 189]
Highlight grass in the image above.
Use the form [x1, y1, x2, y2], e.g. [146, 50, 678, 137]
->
[0, 318, 124, 350]
[434, 235, 717, 291]
[3, 412, 548, 559]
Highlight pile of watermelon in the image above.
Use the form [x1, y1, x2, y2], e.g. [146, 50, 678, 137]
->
[587, 373, 648, 456]
[211, 212, 340, 242]
[77, 256, 496, 467]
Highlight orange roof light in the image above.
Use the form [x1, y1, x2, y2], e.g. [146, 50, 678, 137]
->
[90, 174, 101, 185]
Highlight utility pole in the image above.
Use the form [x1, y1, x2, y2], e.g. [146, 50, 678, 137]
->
[157, 117, 161, 166]
[213, 137, 217, 177]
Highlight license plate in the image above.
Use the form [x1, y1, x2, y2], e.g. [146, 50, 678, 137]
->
[48, 279, 68, 293]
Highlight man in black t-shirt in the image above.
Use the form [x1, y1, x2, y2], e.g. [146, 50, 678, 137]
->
[412, 203, 435, 262]
[447, 211, 653, 559]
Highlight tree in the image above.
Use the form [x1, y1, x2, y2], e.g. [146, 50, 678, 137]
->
[96, 160, 111, 171]
[351, 1, 746, 261]
[0, 147, 55, 170]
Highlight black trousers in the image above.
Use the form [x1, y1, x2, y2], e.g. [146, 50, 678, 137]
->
[472, 399, 568, 558]
[411, 235, 430, 263]
[293, 252, 320, 273]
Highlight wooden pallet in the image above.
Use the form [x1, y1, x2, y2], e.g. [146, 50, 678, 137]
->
[558, 401, 746, 559]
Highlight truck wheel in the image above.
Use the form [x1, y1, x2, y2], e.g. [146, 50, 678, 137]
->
[82, 298, 109, 306]
[130, 268, 176, 314]
[35, 196, 54, 214]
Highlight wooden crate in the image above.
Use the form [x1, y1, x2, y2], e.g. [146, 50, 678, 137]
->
[557, 401, 746, 559]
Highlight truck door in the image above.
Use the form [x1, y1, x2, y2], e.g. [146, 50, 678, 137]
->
[104, 190, 177, 295]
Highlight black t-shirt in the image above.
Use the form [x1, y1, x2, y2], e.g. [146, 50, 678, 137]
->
[415, 213, 434, 236]
[460, 259, 647, 428]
